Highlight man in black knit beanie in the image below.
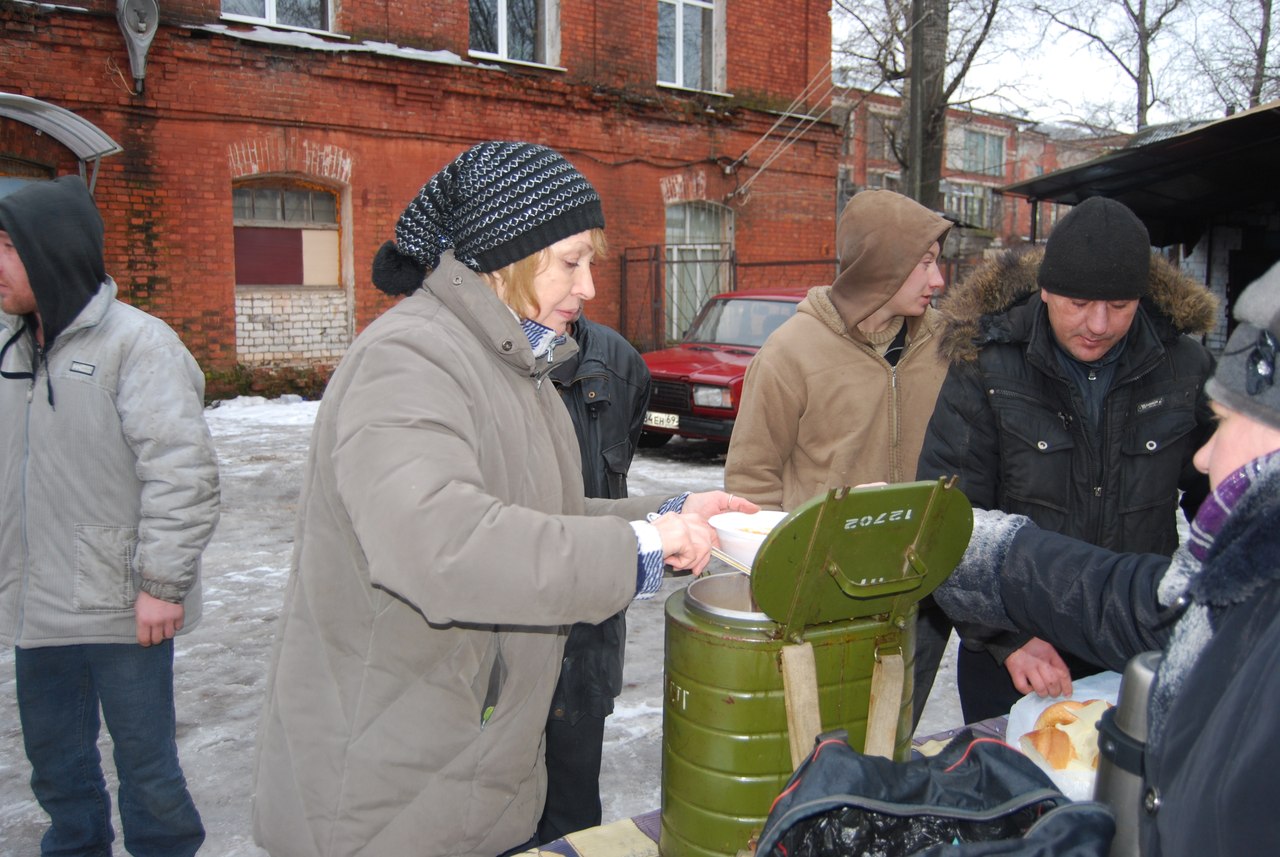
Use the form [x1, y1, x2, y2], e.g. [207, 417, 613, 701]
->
[916, 196, 1218, 724]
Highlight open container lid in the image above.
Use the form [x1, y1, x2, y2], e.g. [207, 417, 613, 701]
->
[750, 479, 972, 640]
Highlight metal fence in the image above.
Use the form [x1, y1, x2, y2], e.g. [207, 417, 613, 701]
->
[618, 248, 977, 352]
[620, 245, 838, 351]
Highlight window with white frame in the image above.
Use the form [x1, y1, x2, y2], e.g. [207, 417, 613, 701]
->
[658, 0, 723, 91]
[867, 172, 902, 193]
[222, 0, 327, 30]
[470, 0, 558, 65]
[948, 128, 1005, 177]
[664, 201, 732, 341]
[941, 180, 992, 229]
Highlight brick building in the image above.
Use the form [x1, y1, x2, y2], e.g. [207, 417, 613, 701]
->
[835, 89, 1119, 276]
[1, 0, 840, 392]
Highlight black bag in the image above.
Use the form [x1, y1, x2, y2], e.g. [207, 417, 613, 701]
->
[755, 730, 1115, 856]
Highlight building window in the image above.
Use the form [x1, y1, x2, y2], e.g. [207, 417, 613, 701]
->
[837, 165, 856, 215]
[865, 113, 897, 162]
[658, 0, 722, 91]
[232, 183, 339, 288]
[949, 128, 1005, 177]
[232, 179, 350, 367]
[470, 0, 557, 65]
[664, 201, 732, 341]
[941, 181, 992, 230]
[866, 172, 901, 193]
[222, 0, 327, 30]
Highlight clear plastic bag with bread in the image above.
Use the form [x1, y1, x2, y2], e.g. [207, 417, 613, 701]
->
[1004, 670, 1122, 801]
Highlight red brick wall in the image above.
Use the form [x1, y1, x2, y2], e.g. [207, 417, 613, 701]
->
[2, 0, 838, 378]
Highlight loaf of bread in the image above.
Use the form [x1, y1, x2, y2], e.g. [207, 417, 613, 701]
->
[1019, 698, 1112, 772]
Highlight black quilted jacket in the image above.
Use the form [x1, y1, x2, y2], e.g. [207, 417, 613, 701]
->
[549, 315, 651, 720]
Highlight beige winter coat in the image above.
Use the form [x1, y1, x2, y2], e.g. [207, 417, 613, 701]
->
[252, 253, 660, 857]
[724, 191, 952, 511]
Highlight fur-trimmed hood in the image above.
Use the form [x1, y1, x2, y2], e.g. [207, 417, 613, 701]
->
[935, 248, 1219, 364]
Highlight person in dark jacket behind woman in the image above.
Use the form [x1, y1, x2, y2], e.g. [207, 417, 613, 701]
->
[540, 313, 650, 842]
[916, 198, 1217, 723]
[934, 259, 1280, 857]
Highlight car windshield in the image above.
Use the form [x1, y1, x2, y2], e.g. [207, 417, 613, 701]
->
[685, 298, 798, 347]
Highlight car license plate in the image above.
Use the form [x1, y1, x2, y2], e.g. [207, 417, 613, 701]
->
[644, 411, 679, 429]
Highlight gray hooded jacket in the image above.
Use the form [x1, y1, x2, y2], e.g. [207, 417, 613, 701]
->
[0, 177, 220, 646]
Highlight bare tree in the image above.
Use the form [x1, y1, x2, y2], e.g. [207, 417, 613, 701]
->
[833, 0, 1007, 209]
[1178, 0, 1277, 113]
[1034, 0, 1189, 128]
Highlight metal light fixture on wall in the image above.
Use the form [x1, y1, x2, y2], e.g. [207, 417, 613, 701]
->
[117, 0, 159, 95]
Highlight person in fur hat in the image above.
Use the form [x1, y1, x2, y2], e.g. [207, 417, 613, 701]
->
[251, 142, 756, 857]
[916, 197, 1217, 724]
[933, 258, 1280, 857]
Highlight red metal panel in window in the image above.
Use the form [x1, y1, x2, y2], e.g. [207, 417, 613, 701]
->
[234, 227, 303, 285]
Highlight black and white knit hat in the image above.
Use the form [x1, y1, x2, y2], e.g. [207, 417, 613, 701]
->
[373, 141, 605, 295]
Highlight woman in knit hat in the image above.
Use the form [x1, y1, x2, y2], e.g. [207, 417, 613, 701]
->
[252, 142, 756, 857]
[932, 259, 1280, 857]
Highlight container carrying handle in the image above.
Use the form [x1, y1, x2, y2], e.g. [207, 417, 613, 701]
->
[781, 642, 824, 769]
[864, 648, 903, 758]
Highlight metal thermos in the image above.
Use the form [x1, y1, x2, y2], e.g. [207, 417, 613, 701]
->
[1094, 650, 1162, 857]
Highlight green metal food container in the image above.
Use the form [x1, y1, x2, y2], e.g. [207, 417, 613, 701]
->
[659, 480, 972, 857]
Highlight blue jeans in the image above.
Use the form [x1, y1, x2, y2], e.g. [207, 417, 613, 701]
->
[15, 641, 204, 857]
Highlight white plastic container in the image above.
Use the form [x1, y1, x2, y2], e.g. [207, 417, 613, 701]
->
[708, 510, 789, 568]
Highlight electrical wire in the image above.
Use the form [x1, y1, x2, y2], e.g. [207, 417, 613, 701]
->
[732, 84, 838, 199]
[731, 58, 834, 170]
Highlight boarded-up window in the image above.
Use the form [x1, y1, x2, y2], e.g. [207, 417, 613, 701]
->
[232, 184, 338, 288]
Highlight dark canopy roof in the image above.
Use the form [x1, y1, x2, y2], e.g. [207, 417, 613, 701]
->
[1001, 100, 1280, 246]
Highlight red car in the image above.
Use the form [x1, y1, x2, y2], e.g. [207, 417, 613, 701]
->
[640, 288, 809, 446]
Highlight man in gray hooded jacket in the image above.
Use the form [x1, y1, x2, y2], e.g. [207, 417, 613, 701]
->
[0, 176, 220, 856]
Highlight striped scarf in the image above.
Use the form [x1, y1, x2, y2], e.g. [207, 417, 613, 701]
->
[520, 317, 564, 362]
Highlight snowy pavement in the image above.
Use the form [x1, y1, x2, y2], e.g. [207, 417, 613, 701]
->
[0, 396, 961, 855]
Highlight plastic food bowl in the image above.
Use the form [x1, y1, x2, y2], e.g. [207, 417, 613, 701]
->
[708, 510, 789, 569]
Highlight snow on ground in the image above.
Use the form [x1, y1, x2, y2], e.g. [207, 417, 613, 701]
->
[0, 396, 961, 854]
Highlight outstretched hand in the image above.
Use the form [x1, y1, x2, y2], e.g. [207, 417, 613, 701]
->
[1005, 637, 1072, 698]
[652, 511, 716, 576]
[650, 492, 761, 577]
[681, 490, 760, 520]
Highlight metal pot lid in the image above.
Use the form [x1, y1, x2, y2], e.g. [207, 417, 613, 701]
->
[750, 479, 972, 639]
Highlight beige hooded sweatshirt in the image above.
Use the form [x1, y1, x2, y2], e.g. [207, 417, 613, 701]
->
[724, 190, 952, 511]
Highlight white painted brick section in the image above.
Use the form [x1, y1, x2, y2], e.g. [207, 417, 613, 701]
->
[235, 287, 351, 366]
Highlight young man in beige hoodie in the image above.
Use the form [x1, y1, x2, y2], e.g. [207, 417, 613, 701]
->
[725, 190, 950, 508]
[724, 189, 951, 725]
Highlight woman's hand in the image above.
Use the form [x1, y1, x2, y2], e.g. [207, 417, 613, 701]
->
[651, 512, 717, 576]
[681, 490, 760, 520]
